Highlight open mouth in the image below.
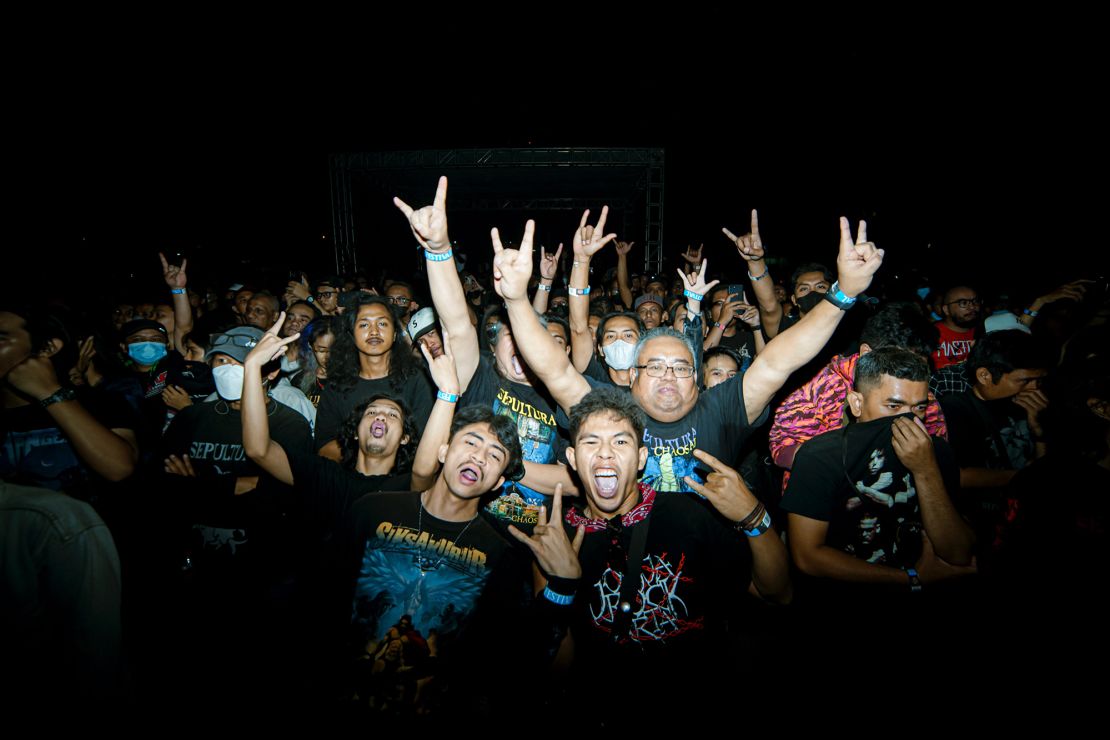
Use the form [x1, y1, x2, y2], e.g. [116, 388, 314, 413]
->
[593, 468, 619, 497]
[370, 420, 387, 438]
[459, 466, 480, 485]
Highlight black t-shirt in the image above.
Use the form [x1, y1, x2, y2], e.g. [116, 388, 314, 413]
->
[314, 370, 434, 450]
[562, 487, 752, 680]
[310, 489, 530, 707]
[131, 352, 214, 434]
[583, 354, 632, 388]
[781, 415, 961, 568]
[162, 399, 313, 569]
[940, 390, 1034, 472]
[461, 353, 568, 528]
[286, 446, 411, 517]
[640, 371, 766, 494]
[715, 329, 757, 372]
[1, 387, 139, 501]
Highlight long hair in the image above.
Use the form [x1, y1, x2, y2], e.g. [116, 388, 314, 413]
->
[296, 315, 343, 395]
[338, 394, 418, 474]
[326, 295, 419, 394]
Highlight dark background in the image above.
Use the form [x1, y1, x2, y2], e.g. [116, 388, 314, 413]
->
[7, 31, 1105, 306]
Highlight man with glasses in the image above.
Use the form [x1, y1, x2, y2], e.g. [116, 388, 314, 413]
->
[934, 285, 981, 369]
[488, 207, 885, 496]
[385, 281, 419, 325]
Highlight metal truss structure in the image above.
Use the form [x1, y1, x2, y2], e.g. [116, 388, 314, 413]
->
[329, 148, 665, 276]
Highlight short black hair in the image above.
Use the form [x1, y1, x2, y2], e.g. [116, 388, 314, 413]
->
[568, 387, 646, 446]
[854, 346, 930, 393]
[448, 406, 525, 483]
[595, 311, 644, 348]
[860, 302, 939, 357]
[287, 299, 321, 317]
[790, 262, 834, 293]
[966, 330, 1048, 385]
[544, 314, 571, 342]
[702, 346, 745, 380]
[339, 394, 417, 473]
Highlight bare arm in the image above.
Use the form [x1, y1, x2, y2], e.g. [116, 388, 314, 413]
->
[743, 218, 884, 424]
[789, 514, 910, 584]
[520, 461, 580, 496]
[616, 244, 633, 310]
[160, 252, 193, 350]
[5, 358, 137, 482]
[891, 417, 974, 564]
[241, 314, 298, 486]
[569, 214, 619, 372]
[494, 217, 594, 412]
[531, 243, 562, 314]
[723, 210, 782, 338]
[411, 335, 461, 491]
[394, 177, 481, 392]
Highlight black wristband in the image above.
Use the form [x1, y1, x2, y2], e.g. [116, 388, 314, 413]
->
[545, 575, 580, 597]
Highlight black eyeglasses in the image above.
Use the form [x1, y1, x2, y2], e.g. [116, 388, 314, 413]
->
[634, 362, 696, 378]
[946, 298, 981, 308]
[388, 296, 412, 306]
[316, 290, 338, 298]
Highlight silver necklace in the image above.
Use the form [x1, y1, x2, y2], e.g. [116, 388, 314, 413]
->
[415, 491, 477, 574]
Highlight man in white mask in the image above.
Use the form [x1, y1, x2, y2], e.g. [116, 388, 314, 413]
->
[574, 311, 643, 390]
[203, 326, 315, 429]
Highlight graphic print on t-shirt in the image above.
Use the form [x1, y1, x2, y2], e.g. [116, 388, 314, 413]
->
[845, 446, 918, 564]
[641, 426, 702, 493]
[484, 386, 558, 525]
[352, 520, 493, 665]
[591, 551, 703, 642]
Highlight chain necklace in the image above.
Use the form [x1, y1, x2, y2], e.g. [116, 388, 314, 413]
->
[415, 490, 477, 574]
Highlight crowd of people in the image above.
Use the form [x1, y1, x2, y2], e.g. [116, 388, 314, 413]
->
[3, 175, 1107, 721]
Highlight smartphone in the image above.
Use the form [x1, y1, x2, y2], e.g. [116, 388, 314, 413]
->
[728, 284, 746, 304]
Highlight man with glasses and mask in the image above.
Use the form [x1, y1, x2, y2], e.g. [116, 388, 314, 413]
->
[934, 284, 981, 369]
[385, 281, 419, 325]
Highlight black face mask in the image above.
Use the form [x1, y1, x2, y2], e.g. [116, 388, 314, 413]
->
[796, 292, 824, 314]
[466, 289, 483, 303]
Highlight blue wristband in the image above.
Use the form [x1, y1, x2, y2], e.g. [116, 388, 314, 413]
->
[425, 249, 453, 262]
[742, 508, 773, 537]
[683, 289, 703, 302]
[747, 266, 768, 281]
[822, 281, 857, 310]
[543, 586, 575, 606]
[171, 288, 186, 295]
[436, 390, 459, 403]
[569, 286, 590, 296]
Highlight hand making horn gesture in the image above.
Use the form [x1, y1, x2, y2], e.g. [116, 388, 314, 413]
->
[245, 312, 302, 369]
[393, 176, 451, 253]
[677, 257, 720, 301]
[507, 484, 585, 580]
[539, 243, 564, 281]
[572, 206, 618, 260]
[159, 252, 188, 289]
[683, 448, 761, 524]
[491, 219, 537, 302]
[722, 209, 765, 263]
[835, 218, 884, 298]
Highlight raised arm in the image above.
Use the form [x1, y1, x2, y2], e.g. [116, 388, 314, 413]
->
[532, 243, 562, 314]
[6, 357, 138, 482]
[741, 218, 883, 424]
[615, 240, 634, 310]
[723, 210, 782, 338]
[160, 252, 193, 351]
[394, 177, 480, 392]
[242, 313, 299, 486]
[568, 209, 618, 373]
[492, 219, 591, 413]
[411, 329, 461, 491]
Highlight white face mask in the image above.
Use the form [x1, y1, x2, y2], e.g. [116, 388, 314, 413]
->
[212, 364, 245, 401]
[602, 339, 637, 371]
[280, 355, 300, 373]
